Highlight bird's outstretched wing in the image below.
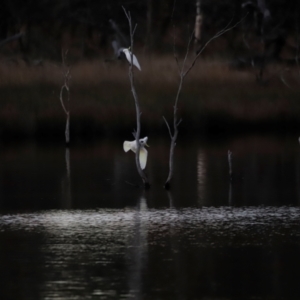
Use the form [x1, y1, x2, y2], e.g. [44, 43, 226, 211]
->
[111, 40, 120, 57]
[123, 138, 148, 169]
[139, 148, 148, 170]
[111, 40, 125, 59]
[123, 141, 133, 152]
[109, 19, 129, 46]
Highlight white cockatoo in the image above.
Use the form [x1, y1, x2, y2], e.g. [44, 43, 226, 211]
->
[121, 47, 141, 71]
[109, 19, 141, 70]
[123, 137, 149, 169]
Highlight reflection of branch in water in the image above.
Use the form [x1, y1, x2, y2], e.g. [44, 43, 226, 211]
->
[137, 195, 148, 211]
[61, 148, 72, 209]
[296, 147, 300, 205]
[197, 150, 206, 206]
[65, 148, 71, 178]
[228, 150, 233, 181]
[228, 150, 233, 205]
[167, 191, 174, 208]
[228, 179, 233, 206]
[127, 194, 148, 299]
[125, 180, 140, 188]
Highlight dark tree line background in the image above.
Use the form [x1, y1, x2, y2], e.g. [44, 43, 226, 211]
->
[0, 0, 299, 66]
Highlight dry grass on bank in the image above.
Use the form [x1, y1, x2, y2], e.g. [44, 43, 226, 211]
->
[0, 55, 254, 87]
[0, 55, 300, 140]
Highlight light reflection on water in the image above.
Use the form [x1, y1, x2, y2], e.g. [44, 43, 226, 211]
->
[0, 206, 300, 299]
[1, 135, 300, 299]
[1, 206, 299, 243]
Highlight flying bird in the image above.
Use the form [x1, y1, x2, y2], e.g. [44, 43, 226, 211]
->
[123, 137, 149, 169]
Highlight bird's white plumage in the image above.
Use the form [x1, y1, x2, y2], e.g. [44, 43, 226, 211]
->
[123, 141, 133, 152]
[123, 137, 148, 169]
[138, 147, 148, 170]
[122, 48, 141, 71]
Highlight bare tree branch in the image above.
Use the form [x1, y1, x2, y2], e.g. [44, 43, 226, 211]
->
[170, 0, 181, 75]
[163, 116, 173, 139]
[280, 68, 293, 89]
[182, 30, 195, 74]
[123, 7, 150, 188]
[132, 24, 138, 37]
[184, 16, 246, 78]
[60, 49, 71, 145]
[0, 33, 23, 48]
[164, 11, 246, 189]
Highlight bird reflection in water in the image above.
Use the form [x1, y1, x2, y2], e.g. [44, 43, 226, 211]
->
[61, 147, 72, 209]
[127, 194, 149, 299]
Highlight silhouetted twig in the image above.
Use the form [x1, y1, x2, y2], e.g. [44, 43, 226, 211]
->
[164, 14, 244, 189]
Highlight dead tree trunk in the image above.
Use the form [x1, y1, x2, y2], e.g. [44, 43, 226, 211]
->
[146, 0, 153, 52]
[60, 49, 71, 146]
[164, 17, 243, 189]
[194, 0, 202, 50]
[123, 8, 150, 189]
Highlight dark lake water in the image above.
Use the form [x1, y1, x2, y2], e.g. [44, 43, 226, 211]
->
[0, 135, 300, 299]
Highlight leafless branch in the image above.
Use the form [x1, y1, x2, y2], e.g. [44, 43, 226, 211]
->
[60, 86, 69, 115]
[123, 7, 150, 188]
[164, 11, 245, 189]
[182, 30, 195, 73]
[177, 118, 182, 127]
[170, 1, 181, 75]
[125, 180, 140, 187]
[296, 20, 300, 78]
[279, 20, 300, 90]
[280, 68, 293, 89]
[163, 116, 173, 139]
[0, 32, 23, 48]
[60, 49, 71, 145]
[184, 16, 246, 78]
[132, 24, 138, 37]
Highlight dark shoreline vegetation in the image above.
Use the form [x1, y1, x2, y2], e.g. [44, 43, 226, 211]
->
[0, 57, 300, 142]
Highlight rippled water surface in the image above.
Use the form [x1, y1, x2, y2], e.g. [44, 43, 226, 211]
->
[0, 136, 300, 299]
[1, 207, 300, 300]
